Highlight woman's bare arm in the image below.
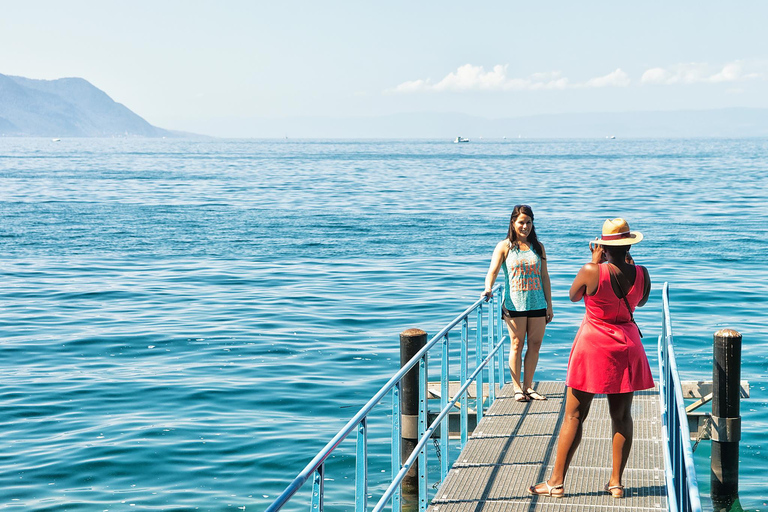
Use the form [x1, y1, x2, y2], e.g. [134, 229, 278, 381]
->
[540, 244, 554, 323]
[569, 243, 604, 302]
[482, 240, 508, 299]
[637, 265, 652, 307]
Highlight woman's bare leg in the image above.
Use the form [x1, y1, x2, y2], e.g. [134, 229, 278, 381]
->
[504, 316, 527, 394]
[523, 316, 546, 392]
[530, 387, 594, 495]
[606, 392, 634, 492]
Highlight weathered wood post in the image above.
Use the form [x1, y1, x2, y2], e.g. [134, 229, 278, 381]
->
[711, 329, 742, 511]
[400, 328, 426, 506]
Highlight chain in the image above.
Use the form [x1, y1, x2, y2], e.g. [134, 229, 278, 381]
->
[433, 436, 442, 462]
[432, 437, 442, 489]
[692, 416, 711, 452]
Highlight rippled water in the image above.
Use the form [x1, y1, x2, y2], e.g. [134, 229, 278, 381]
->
[0, 138, 766, 511]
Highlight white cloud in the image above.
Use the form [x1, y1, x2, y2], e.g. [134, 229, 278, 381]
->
[641, 60, 765, 85]
[640, 67, 673, 85]
[583, 68, 631, 88]
[391, 78, 433, 94]
[709, 62, 744, 83]
[387, 65, 631, 93]
[433, 64, 509, 92]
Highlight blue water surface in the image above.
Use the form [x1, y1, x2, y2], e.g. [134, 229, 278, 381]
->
[0, 138, 766, 511]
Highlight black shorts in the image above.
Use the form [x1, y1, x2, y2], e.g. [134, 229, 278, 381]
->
[502, 307, 547, 319]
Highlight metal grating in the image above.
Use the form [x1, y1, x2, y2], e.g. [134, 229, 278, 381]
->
[428, 381, 667, 511]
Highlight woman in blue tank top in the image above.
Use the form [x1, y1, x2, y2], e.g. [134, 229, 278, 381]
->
[481, 205, 553, 402]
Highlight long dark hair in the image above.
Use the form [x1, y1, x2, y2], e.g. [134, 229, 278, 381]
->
[506, 204, 544, 258]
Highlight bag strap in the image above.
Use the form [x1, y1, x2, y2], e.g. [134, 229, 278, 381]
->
[607, 264, 643, 338]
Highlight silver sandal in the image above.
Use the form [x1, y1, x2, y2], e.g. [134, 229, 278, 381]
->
[528, 481, 564, 498]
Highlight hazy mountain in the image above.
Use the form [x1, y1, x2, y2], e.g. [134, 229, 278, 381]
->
[0, 73, 174, 137]
[217, 108, 768, 139]
[4, 72, 766, 139]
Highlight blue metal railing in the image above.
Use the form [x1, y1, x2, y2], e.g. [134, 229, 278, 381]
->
[266, 284, 507, 512]
[659, 282, 703, 512]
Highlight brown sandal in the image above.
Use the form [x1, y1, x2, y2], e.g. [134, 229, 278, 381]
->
[514, 391, 529, 402]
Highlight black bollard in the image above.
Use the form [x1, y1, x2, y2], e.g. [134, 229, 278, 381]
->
[400, 328, 426, 508]
[711, 329, 742, 512]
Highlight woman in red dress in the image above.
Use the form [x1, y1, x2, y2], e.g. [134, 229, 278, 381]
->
[528, 218, 653, 499]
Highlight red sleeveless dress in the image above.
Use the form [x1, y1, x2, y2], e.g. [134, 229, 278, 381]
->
[566, 264, 654, 394]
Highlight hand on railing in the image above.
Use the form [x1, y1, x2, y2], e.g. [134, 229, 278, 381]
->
[481, 289, 493, 301]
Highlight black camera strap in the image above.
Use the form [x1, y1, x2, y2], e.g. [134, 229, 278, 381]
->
[608, 264, 643, 338]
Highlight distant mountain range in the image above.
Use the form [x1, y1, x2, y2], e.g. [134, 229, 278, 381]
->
[0, 73, 176, 137]
[3, 73, 768, 139]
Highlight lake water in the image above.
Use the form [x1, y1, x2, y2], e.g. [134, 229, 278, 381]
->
[0, 138, 766, 511]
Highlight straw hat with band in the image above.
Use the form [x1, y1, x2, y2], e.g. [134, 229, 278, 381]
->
[596, 218, 643, 246]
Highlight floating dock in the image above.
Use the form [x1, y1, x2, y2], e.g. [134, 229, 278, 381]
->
[428, 381, 667, 511]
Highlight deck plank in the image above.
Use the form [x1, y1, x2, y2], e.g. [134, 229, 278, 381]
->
[428, 381, 667, 511]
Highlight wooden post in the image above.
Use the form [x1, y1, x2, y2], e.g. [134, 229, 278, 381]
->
[711, 329, 742, 511]
[400, 328, 426, 508]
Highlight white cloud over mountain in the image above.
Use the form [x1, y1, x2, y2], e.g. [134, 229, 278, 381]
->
[584, 68, 631, 88]
[389, 65, 629, 93]
[641, 60, 765, 85]
[389, 60, 765, 95]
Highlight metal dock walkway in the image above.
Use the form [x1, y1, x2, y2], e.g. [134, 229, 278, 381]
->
[428, 381, 667, 512]
[267, 285, 706, 512]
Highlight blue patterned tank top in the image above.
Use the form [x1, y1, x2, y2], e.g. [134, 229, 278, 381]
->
[501, 241, 547, 312]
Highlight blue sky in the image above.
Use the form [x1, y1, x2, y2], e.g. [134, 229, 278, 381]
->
[2, 1, 767, 136]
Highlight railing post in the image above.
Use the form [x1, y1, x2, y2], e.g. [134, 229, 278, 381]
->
[496, 295, 505, 387]
[460, 318, 468, 448]
[711, 329, 742, 512]
[440, 334, 449, 482]
[487, 296, 496, 403]
[399, 328, 426, 506]
[310, 465, 324, 512]
[391, 383, 401, 512]
[418, 356, 428, 512]
[475, 305, 483, 423]
[355, 418, 367, 512]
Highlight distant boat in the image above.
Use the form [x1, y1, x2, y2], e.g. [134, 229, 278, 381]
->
[454, 136, 469, 143]
[51, 138, 61, 142]
[607, 135, 616, 139]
